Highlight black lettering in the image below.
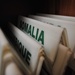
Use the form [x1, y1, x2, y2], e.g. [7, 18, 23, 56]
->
[19, 42, 22, 53]
[26, 51, 31, 65]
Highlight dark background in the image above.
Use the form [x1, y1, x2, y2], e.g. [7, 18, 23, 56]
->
[0, 0, 75, 26]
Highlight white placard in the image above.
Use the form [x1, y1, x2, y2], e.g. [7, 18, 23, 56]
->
[30, 15, 75, 51]
[17, 16, 64, 63]
[38, 14, 75, 22]
[5, 62, 23, 75]
[9, 24, 44, 74]
[0, 29, 9, 75]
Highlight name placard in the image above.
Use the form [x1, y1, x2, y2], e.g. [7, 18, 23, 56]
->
[8, 24, 44, 74]
[17, 16, 64, 63]
[0, 29, 10, 75]
[30, 15, 75, 51]
[39, 14, 75, 22]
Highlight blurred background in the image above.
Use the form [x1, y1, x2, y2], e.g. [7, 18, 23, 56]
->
[0, 0, 75, 27]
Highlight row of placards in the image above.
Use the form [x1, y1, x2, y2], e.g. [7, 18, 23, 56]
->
[0, 14, 75, 75]
[29, 14, 75, 51]
[0, 28, 29, 75]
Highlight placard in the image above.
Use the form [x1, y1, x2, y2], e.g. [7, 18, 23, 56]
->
[7, 24, 45, 75]
[0, 29, 9, 75]
[17, 16, 64, 63]
[38, 14, 75, 22]
[30, 15, 75, 51]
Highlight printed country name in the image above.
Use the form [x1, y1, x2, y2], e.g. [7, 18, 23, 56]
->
[18, 20, 44, 45]
[2, 26, 32, 66]
[15, 37, 31, 66]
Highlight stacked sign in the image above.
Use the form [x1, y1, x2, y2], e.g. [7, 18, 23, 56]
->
[0, 14, 74, 75]
[3, 24, 53, 75]
[17, 16, 66, 63]
[38, 14, 75, 22]
[0, 29, 25, 75]
[29, 15, 75, 51]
